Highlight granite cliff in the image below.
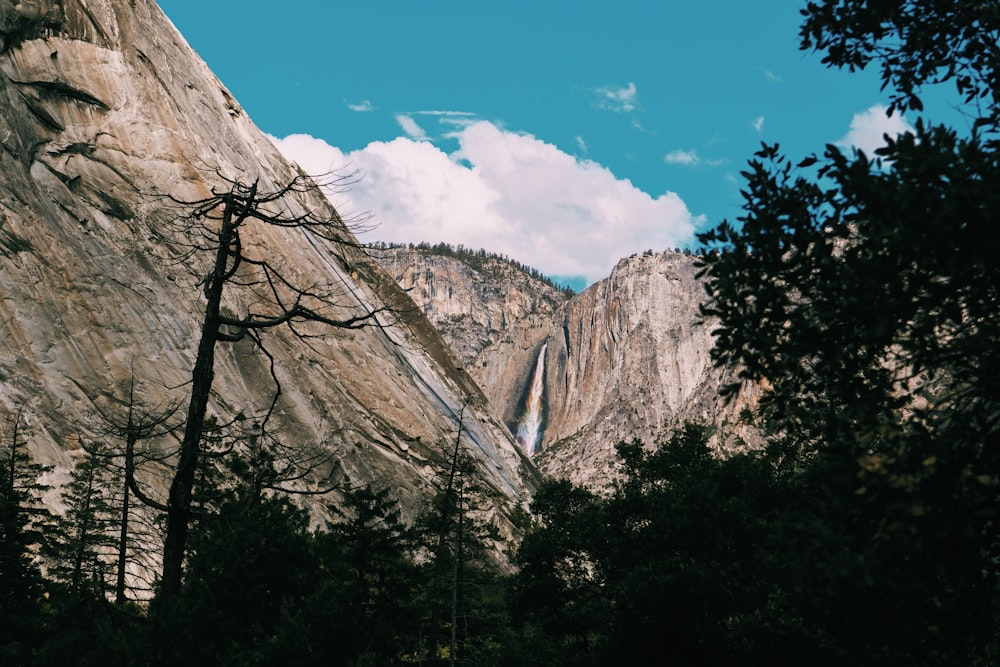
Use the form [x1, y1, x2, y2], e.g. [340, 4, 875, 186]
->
[539, 252, 760, 489]
[375, 247, 759, 490]
[0, 0, 754, 538]
[0, 0, 536, 538]
[373, 247, 568, 435]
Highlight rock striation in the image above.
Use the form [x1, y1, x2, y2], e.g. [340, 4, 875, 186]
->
[375, 248, 760, 490]
[372, 247, 567, 435]
[0, 0, 536, 535]
[539, 252, 760, 490]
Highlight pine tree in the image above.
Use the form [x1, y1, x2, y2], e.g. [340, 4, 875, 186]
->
[90, 374, 180, 605]
[44, 445, 120, 598]
[0, 408, 54, 655]
[419, 417, 503, 665]
[156, 175, 390, 600]
[306, 484, 421, 664]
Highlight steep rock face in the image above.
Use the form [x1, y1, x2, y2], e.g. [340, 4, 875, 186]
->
[539, 253, 759, 489]
[377, 249, 759, 490]
[373, 248, 565, 433]
[0, 0, 536, 533]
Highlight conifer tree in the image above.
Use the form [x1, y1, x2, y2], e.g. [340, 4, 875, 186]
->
[0, 409, 54, 655]
[306, 483, 421, 664]
[419, 408, 501, 665]
[44, 445, 119, 598]
[90, 374, 179, 604]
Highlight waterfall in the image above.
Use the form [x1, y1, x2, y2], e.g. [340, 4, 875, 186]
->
[516, 343, 547, 456]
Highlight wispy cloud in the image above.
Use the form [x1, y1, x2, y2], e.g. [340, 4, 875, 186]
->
[594, 82, 638, 113]
[836, 104, 914, 155]
[575, 136, 588, 154]
[411, 110, 477, 117]
[752, 116, 765, 132]
[664, 149, 700, 166]
[757, 67, 782, 83]
[664, 149, 727, 168]
[396, 110, 481, 138]
[395, 114, 428, 141]
[270, 123, 700, 284]
[347, 99, 374, 112]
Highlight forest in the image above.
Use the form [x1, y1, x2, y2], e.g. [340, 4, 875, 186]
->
[2, 0, 999, 664]
[373, 240, 579, 298]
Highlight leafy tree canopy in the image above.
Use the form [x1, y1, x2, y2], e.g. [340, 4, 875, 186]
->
[697, 0, 1000, 662]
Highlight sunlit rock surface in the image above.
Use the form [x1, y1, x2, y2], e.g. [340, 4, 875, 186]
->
[373, 248, 566, 435]
[376, 249, 760, 491]
[540, 253, 760, 490]
[0, 0, 537, 538]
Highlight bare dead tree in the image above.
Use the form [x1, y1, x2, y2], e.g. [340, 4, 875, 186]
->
[89, 372, 179, 605]
[155, 173, 393, 600]
[219, 422, 347, 502]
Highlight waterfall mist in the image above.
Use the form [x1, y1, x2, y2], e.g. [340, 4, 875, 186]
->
[516, 342, 547, 456]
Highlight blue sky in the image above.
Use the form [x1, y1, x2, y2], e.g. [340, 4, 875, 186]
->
[157, 0, 924, 288]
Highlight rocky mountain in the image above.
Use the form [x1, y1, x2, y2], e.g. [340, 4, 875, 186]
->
[372, 246, 568, 435]
[374, 247, 760, 490]
[0, 0, 537, 540]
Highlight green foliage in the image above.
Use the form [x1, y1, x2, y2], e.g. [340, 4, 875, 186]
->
[163, 492, 316, 666]
[694, 1, 1000, 662]
[306, 485, 422, 664]
[29, 593, 146, 667]
[510, 478, 608, 664]
[512, 427, 824, 666]
[0, 419, 519, 666]
[415, 449, 510, 665]
[44, 446, 120, 597]
[800, 0, 1000, 127]
[154, 439, 430, 666]
[514, 414, 1000, 664]
[0, 410, 54, 658]
[376, 240, 578, 296]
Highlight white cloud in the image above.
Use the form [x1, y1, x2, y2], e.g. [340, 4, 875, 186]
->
[575, 135, 588, 153]
[665, 149, 700, 165]
[347, 99, 373, 112]
[837, 104, 915, 155]
[395, 114, 428, 140]
[271, 122, 700, 285]
[752, 116, 765, 132]
[412, 110, 477, 117]
[397, 110, 479, 139]
[595, 82, 638, 113]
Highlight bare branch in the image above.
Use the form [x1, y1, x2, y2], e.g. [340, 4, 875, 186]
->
[155, 170, 400, 600]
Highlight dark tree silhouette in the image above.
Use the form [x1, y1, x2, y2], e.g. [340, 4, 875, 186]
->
[156, 173, 393, 599]
[417, 402, 503, 665]
[0, 408, 54, 656]
[696, 1, 1000, 661]
[89, 373, 179, 604]
[44, 444, 119, 598]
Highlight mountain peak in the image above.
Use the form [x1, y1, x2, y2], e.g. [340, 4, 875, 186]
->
[0, 0, 534, 540]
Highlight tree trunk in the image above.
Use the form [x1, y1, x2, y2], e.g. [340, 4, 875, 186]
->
[115, 432, 134, 605]
[159, 213, 233, 599]
[70, 463, 96, 592]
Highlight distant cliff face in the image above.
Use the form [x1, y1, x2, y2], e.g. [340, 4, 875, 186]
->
[540, 253, 760, 490]
[0, 0, 536, 534]
[373, 248, 566, 433]
[376, 248, 759, 490]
